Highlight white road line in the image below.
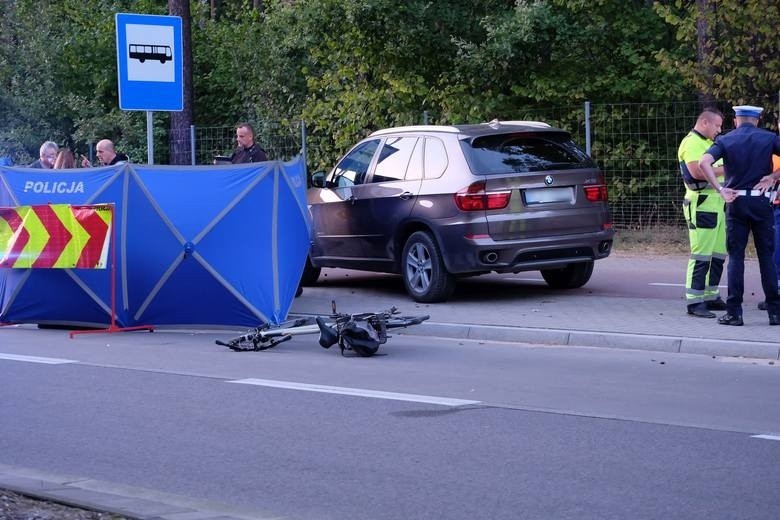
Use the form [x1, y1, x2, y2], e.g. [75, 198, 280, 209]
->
[751, 434, 780, 441]
[648, 282, 726, 288]
[0, 353, 78, 365]
[227, 378, 481, 407]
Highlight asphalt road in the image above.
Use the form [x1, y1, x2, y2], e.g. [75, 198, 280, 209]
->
[1, 330, 779, 520]
[308, 250, 768, 304]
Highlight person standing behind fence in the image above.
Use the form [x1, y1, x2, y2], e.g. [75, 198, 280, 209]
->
[28, 141, 59, 169]
[699, 105, 780, 326]
[81, 139, 128, 167]
[53, 148, 76, 169]
[678, 108, 727, 318]
[230, 123, 267, 164]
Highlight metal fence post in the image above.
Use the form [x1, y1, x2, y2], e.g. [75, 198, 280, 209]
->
[584, 101, 592, 156]
[190, 125, 196, 165]
[300, 119, 307, 176]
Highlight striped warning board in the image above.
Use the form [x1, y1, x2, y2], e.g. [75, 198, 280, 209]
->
[0, 204, 112, 269]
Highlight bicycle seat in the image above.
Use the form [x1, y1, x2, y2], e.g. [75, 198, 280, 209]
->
[316, 316, 339, 348]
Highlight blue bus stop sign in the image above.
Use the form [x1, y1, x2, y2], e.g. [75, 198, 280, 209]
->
[115, 13, 183, 111]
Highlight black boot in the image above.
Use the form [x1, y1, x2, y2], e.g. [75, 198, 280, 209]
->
[706, 298, 727, 311]
[717, 314, 743, 326]
[687, 303, 715, 318]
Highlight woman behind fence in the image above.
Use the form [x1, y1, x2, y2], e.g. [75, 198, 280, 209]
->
[53, 148, 75, 169]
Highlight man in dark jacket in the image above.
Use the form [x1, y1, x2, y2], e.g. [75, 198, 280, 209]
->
[29, 141, 59, 169]
[699, 105, 780, 326]
[81, 139, 128, 166]
[230, 123, 268, 164]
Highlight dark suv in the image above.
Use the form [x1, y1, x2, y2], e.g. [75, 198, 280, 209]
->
[303, 120, 614, 302]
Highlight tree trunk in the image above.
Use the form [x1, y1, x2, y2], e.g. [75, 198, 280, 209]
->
[169, 0, 194, 164]
[695, 0, 715, 104]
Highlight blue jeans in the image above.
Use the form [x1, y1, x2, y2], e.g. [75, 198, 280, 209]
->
[774, 206, 780, 289]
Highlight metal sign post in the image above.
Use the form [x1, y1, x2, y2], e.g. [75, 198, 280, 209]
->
[115, 13, 183, 164]
[147, 111, 154, 164]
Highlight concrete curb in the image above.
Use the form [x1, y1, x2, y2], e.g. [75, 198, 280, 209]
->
[0, 463, 280, 520]
[395, 321, 780, 360]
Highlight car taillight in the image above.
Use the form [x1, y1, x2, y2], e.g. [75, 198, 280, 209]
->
[584, 185, 608, 202]
[455, 181, 511, 211]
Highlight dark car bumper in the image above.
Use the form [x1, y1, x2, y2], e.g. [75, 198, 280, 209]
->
[436, 227, 615, 275]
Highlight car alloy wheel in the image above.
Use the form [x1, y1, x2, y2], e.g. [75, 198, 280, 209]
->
[406, 242, 432, 293]
[401, 231, 455, 303]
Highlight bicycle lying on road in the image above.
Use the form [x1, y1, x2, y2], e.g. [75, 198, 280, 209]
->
[215, 301, 430, 357]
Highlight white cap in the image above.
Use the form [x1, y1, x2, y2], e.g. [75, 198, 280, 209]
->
[732, 105, 763, 118]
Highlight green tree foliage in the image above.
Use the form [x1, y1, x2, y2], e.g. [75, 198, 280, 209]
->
[0, 0, 169, 163]
[437, 0, 686, 122]
[191, 1, 265, 125]
[1, 0, 775, 180]
[655, 0, 780, 114]
[270, 0, 510, 169]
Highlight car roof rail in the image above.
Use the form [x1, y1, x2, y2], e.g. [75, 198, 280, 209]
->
[484, 119, 552, 129]
[369, 125, 461, 136]
[368, 120, 554, 138]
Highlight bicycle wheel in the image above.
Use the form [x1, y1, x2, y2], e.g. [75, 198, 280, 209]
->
[385, 315, 430, 329]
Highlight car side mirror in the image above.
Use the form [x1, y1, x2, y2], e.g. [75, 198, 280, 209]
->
[310, 171, 327, 188]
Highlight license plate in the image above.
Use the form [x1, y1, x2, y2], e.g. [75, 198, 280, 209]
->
[523, 187, 573, 204]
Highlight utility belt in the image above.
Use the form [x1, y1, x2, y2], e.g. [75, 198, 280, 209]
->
[684, 180, 711, 192]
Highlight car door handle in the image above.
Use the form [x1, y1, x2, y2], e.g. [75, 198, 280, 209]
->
[399, 191, 414, 200]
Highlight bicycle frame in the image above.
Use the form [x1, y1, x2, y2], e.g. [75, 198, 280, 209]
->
[215, 303, 429, 356]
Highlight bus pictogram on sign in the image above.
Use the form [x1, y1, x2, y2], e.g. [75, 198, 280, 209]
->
[129, 44, 172, 64]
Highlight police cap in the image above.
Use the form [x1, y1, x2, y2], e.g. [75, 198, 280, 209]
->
[732, 105, 763, 118]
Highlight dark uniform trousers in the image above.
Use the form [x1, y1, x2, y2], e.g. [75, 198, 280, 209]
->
[725, 196, 780, 315]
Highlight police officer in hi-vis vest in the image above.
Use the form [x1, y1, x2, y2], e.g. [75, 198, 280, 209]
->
[700, 105, 780, 326]
[678, 108, 726, 318]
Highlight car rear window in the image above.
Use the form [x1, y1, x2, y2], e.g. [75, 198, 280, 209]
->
[462, 132, 595, 174]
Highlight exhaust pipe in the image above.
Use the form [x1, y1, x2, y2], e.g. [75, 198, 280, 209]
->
[481, 251, 499, 264]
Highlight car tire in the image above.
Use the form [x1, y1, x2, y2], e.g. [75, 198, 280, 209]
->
[540, 260, 594, 289]
[401, 231, 455, 303]
[300, 255, 321, 286]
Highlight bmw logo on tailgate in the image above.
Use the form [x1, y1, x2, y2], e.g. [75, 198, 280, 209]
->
[544, 175, 553, 185]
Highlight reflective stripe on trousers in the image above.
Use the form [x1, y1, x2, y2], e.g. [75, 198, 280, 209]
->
[683, 189, 726, 304]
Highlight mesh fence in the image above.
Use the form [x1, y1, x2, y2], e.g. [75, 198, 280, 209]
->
[158, 97, 779, 231]
[592, 101, 701, 230]
[595, 100, 778, 229]
[487, 99, 779, 230]
[166, 120, 305, 166]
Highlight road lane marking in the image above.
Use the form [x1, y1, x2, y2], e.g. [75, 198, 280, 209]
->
[0, 353, 78, 364]
[751, 434, 780, 441]
[227, 378, 481, 406]
[649, 282, 727, 288]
